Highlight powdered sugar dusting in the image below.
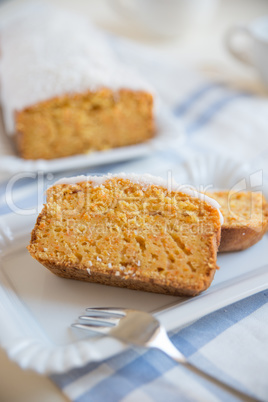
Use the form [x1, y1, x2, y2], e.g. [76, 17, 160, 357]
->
[51, 172, 224, 224]
[0, 5, 152, 133]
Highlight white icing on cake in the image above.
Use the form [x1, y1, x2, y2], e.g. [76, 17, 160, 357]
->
[51, 173, 224, 224]
[0, 5, 153, 134]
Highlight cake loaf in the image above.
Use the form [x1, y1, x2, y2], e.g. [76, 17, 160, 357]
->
[207, 191, 268, 252]
[0, 7, 154, 160]
[28, 173, 223, 297]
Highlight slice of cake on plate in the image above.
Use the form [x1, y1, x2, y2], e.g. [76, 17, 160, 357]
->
[0, 7, 154, 160]
[28, 173, 223, 297]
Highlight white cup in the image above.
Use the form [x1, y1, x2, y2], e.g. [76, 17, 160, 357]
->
[226, 16, 268, 86]
[110, 0, 220, 38]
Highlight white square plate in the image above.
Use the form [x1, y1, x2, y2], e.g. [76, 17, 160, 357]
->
[0, 212, 267, 374]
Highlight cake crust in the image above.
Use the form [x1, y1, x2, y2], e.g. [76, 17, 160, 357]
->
[219, 226, 267, 252]
[37, 255, 218, 298]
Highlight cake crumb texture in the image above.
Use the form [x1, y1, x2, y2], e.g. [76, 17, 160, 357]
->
[28, 177, 221, 296]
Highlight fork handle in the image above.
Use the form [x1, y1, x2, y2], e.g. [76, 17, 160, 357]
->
[151, 327, 259, 400]
[177, 360, 259, 402]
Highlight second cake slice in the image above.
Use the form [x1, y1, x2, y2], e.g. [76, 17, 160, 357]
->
[207, 191, 268, 252]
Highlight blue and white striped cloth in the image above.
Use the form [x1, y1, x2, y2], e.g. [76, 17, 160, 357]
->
[0, 33, 268, 401]
[50, 290, 268, 402]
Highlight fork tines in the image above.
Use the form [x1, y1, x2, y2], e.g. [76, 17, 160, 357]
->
[85, 307, 126, 317]
[72, 307, 126, 334]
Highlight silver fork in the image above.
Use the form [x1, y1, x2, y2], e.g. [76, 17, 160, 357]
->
[72, 308, 258, 402]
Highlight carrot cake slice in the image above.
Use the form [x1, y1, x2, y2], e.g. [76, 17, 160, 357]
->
[28, 173, 223, 296]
